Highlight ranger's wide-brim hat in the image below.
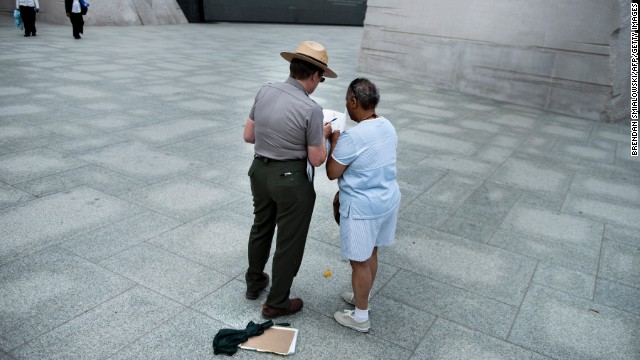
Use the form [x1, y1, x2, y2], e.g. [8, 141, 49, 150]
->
[281, 41, 337, 78]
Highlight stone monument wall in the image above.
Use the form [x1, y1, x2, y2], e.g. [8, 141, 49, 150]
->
[360, 0, 630, 122]
[1, 0, 187, 25]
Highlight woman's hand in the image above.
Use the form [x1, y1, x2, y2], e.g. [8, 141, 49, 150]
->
[329, 129, 340, 145]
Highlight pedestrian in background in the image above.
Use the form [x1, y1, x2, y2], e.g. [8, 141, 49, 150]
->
[16, 0, 39, 37]
[326, 77, 401, 333]
[243, 41, 336, 319]
[65, 0, 87, 39]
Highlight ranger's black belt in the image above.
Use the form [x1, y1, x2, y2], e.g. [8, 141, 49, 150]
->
[254, 155, 305, 163]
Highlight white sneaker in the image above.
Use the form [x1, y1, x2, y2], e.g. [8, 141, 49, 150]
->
[342, 291, 356, 305]
[341, 291, 371, 306]
[334, 310, 370, 332]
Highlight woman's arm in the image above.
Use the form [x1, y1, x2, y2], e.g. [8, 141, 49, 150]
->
[325, 131, 347, 180]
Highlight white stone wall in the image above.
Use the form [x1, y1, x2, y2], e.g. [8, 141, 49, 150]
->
[1, 0, 187, 25]
[360, 0, 629, 122]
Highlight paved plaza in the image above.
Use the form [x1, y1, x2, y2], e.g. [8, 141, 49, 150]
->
[1, 17, 639, 360]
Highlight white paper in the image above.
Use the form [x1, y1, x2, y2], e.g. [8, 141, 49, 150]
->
[306, 160, 314, 182]
[287, 327, 298, 354]
[323, 108, 346, 133]
[239, 326, 298, 355]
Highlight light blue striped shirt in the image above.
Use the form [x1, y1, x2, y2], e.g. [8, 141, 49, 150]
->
[332, 117, 401, 219]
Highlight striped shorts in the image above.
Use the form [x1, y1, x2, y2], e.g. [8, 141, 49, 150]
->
[340, 204, 400, 262]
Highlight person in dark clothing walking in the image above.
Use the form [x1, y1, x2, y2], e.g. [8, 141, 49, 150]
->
[16, 0, 39, 37]
[65, 0, 86, 39]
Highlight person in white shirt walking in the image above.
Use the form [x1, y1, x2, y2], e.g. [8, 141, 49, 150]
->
[65, 0, 87, 39]
[16, 0, 39, 37]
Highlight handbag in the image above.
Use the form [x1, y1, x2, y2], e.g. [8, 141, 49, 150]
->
[332, 191, 340, 225]
[14, 9, 23, 30]
[79, 0, 89, 14]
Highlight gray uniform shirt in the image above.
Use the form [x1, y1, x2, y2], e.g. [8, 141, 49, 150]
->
[250, 77, 324, 160]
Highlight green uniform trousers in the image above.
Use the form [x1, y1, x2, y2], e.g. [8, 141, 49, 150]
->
[246, 157, 316, 309]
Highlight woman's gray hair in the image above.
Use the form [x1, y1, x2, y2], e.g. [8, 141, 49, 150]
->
[348, 78, 380, 110]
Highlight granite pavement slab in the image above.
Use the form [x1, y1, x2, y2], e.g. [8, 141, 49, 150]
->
[160, 126, 245, 157]
[414, 318, 551, 360]
[568, 172, 640, 205]
[598, 240, 640, 288]
[419, 153, 498, 179]
[0, 148, 86, 185]
[550, 140, 616, 163]
[367, 294, 437, 351]
[509, 285, 640, 360]
[78, 142, 207, 183]
[0, 123, 69, 156]
[396, 161, 447, 192]
[291, 309, 413, 359]
[397, 128, 482, 155]
[111, 117, 223, 146]
[410, 174, 484, 211]
[108, 309, 238, 360]
[594, 278, 640, 316]
[531, 261, 596, 300]
[118, 175, 244, 222]
[438, 203, 509, 243]
[14, 164, 146, 198]
[0, 183, 33, 210]
[489, 155, 574, 194]
[387, 220, 538, 306]
[399, 201, 453, 228]
[61, 211, 181, 262]
[604, 224, 640, 247]
[0, 247, 135, 351]
[11, 286, 184, 360]
[0, 186, 142, 265]
[98, 243, 231, 306]
[381, 270, 519, 339]
[148, 211, 253, 278]
[562, 193, 640, 230]
[44, 134, 127, 155]
[66, 112, 166, 133]
[490, 204, 604, 272]
[469, 137, 515, 159]
[192, 280, 277, 329]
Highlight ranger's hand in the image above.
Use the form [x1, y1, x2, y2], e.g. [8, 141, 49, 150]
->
[323, 122, 333, 139]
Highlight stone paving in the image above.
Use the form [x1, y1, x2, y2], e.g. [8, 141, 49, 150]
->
[1, 18, 639, 360]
